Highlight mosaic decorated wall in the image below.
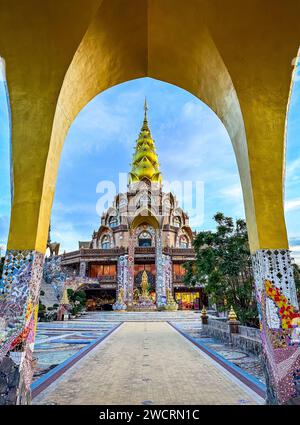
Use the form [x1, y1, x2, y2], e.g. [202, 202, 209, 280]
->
[79, 261, 87, 277]
[252, 249, 300, 404]
[163, 254, 172, 292]
[0, 250, 44, 404]
[43, 255, 68, 296]
[43, 255, 63, 284]
[127, 231, 135, 306]
[113, 255, 129, 310]
[155, 229, 167, 307]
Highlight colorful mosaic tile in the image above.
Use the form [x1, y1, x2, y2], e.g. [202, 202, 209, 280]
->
[156, 229, 167, 307]
[0, 250, 44, 404]
[252, 249, 300, 404]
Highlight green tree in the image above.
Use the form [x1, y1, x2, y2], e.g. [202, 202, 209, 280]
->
[183, 261, 197, 287]
[0, 256, 4, 277]
[292, 262, 300, 303]
[67, 289, 86, 315]
[185, 212, 257, 326]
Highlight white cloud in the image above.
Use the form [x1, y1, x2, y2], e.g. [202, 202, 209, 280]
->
[51, 220, 92, 253]
[290, 251, 300, 265]
[181, 101, 205, 119]
[286, 157, 300, 179]
[285, 198, 300, 212]
[290, 245, 300, 252]
[52, 200, 97, 216]
[0, 58, 6, 82]
[218, 184, 243, 202]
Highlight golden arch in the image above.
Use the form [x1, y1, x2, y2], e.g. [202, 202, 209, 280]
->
[131, 211, 160, 231]
[1, 0, 300, 406]
[1, 0, 298, 255]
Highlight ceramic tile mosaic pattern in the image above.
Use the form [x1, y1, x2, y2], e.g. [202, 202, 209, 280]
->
[113, 255, 128, 310]
[33, 317, 120, 380]
[252, 249, 300, 404]
[155, 229, 167, 307]
[172, 320, 265, 384]
[0, 250, 44, 404]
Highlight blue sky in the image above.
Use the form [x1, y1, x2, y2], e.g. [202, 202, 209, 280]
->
[0, 76, 300, 262]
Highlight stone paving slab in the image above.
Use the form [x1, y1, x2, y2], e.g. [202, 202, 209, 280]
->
[33, 322, 263, 405]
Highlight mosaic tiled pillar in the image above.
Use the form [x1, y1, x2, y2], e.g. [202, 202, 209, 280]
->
[0, 250, 44, 404]
[113, 255, 128, 310]
[127, 232, 135, 306]
[252, 249, 300, 404]
[163, 254, 173, 292]
[118, 255, 129, 301]
[79, 261, 87, 278]
[155, 230, 167, 307]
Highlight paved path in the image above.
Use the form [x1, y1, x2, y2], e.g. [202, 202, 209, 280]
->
[33, 322, 263, 405]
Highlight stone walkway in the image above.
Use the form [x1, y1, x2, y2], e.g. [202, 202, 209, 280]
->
[33, 322, 263, 405]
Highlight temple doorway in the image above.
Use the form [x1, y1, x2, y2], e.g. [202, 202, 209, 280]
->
[174, 288, 207, 310]
[84, 289, 116, 311]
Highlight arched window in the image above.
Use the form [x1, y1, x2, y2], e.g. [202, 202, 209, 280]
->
[109, 216, 119, 228]
[173, 216, 181, 227]
[162, 196, 171, 212]
[119, 197, 127, 208]
[101, 235, 111, 249]
[179, 236, 188, 248]
[138, 231, 152, 247]
[136, 193, 151, 209]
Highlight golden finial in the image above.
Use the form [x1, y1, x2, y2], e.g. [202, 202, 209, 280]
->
[142, 97, 149, 130]
[201, 306, 207, 317]
[141, 270, 149, 297]
[117, 287, 124, 303]
[228, 305, 237, 321]
[60, 288, 70, 305]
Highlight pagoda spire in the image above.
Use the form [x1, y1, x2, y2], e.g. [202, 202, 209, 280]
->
[129, 100, 162, 184]
[141, 97, 150, 132]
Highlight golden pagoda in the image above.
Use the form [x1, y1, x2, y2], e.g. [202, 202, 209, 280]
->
[55, 99, 206, 315]
[129, 99, 162, 184]
[141, 270, 150, 298]
[60, 288, 70, 305]
[228, 305, 238, 321]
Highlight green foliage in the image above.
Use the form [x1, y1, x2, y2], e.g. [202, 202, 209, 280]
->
[67, 288, 74, 298]
[293, 262, 300, 302]
[67, 288, 86, 315]
[38, 302, 59, 321]
[189, 212, 258, 326]
[38, 302, 46, 320]
[182, 261, 197, 286]
[0, 256, 4, 277]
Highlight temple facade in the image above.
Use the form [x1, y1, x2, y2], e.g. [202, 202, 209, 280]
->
[57, 101, 206, 311]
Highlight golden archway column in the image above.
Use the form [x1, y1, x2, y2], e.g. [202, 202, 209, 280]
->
[227, 46, 300, 404]
[186, 0, 300, 404]
[0, 0, 101, 404]
[223, 52, 300, 402]
[239, 120, 300, 404]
